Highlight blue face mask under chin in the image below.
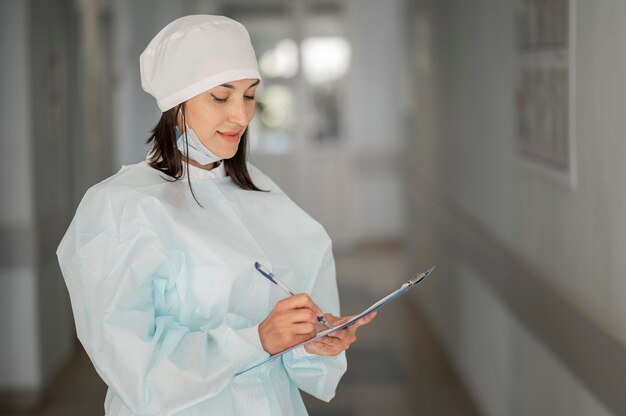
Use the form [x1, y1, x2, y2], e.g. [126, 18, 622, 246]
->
[175, 126, 222, 165]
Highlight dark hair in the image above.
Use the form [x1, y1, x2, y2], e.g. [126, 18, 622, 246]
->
[146, 104, 265, 203]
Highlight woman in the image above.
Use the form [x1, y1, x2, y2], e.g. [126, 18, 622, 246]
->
[57, 15, 375, 416]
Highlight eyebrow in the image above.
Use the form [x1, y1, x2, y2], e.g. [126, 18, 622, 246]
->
[219, 79, 260, 90]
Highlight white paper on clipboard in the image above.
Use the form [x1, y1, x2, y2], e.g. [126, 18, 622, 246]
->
[235, 266, 435, 376]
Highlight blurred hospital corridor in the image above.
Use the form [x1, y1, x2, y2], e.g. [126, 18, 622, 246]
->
[3, 0, 626, 415]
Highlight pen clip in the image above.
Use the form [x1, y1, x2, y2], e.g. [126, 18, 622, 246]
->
[401, 266, 436, 289]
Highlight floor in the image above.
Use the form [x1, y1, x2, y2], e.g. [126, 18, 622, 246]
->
[3, 244, 481, 416]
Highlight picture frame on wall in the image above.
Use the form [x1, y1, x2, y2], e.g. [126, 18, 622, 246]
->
[515, 0, 577, 189]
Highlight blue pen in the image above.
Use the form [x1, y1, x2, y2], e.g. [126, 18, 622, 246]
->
[255, 262, 333, 329]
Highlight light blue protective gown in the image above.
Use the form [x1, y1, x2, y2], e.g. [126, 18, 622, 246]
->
[57, 160, 346, 415]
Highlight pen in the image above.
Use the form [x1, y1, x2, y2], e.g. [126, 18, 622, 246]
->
[255, 262, 333, 329]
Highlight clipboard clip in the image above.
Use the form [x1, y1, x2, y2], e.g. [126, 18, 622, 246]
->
[401, 266, 436, 289]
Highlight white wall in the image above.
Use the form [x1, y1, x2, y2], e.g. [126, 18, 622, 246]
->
[409, 0, 626, 414]
[30, 0, 79, 389]
[346, 0, 409, 243]
[0, 0, 41, 390]
[0, 0, 104, 397]
[112, 0, 195, 169]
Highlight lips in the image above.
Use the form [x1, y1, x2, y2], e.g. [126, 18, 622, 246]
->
[217, 130, 241, 143]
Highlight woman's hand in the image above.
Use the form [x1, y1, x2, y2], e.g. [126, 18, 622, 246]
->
[303, 311, 377, 356]
[259, 294, 324, 355]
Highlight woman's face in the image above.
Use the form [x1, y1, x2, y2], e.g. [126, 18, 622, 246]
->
[181, 78, 259, 160]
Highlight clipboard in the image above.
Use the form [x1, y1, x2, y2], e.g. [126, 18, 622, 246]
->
[236, 266, 435, 376]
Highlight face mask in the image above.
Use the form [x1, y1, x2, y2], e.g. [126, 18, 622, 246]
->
[175, 125, 222, 165]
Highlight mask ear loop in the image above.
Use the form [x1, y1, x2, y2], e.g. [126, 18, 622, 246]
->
[181, 105, 190, 162]
[179, 103, 203, 207]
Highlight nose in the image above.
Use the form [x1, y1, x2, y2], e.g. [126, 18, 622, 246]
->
[228, 98, 249, 127]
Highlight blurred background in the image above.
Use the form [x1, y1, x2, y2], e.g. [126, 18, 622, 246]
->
[2, 0, 626, 415]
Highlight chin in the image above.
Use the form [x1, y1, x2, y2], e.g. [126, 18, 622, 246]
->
[220, 146, 240, 160]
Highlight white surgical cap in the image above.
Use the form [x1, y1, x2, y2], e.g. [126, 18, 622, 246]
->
[140, 15, 261, 112]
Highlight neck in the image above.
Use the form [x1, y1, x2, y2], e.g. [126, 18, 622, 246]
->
[184, 156, 218, 171]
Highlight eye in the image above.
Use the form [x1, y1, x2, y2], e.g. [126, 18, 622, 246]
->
[211, 94, 228, 103]
[244, 95, 255, 101]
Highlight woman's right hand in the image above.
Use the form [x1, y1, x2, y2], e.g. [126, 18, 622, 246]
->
[258, 294, 323, 355]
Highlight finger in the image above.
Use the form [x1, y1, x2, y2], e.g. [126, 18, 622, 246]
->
[325, 313, 368, 331]
[315, 335, 346, 349]
[292, 322, 317, 335]
[348, 311, 378, 332]
[327, 328, 347, 338]
[293, 332, 318, 346]
[324, 313, 349, 327]
[305, 340, 334, 356]
[277, 293, 323, 316]
[307, 339, 346, 356]
[289, 308, 318, 324]
[315, 321, 327, 332]
[328, 329, 356, 344]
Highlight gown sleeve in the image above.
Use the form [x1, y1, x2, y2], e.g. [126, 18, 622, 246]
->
[57, 187, 269, 416]
[281, 244, 348, 402]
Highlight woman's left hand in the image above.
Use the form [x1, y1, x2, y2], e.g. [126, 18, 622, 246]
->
[303, 311, 377, 356]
